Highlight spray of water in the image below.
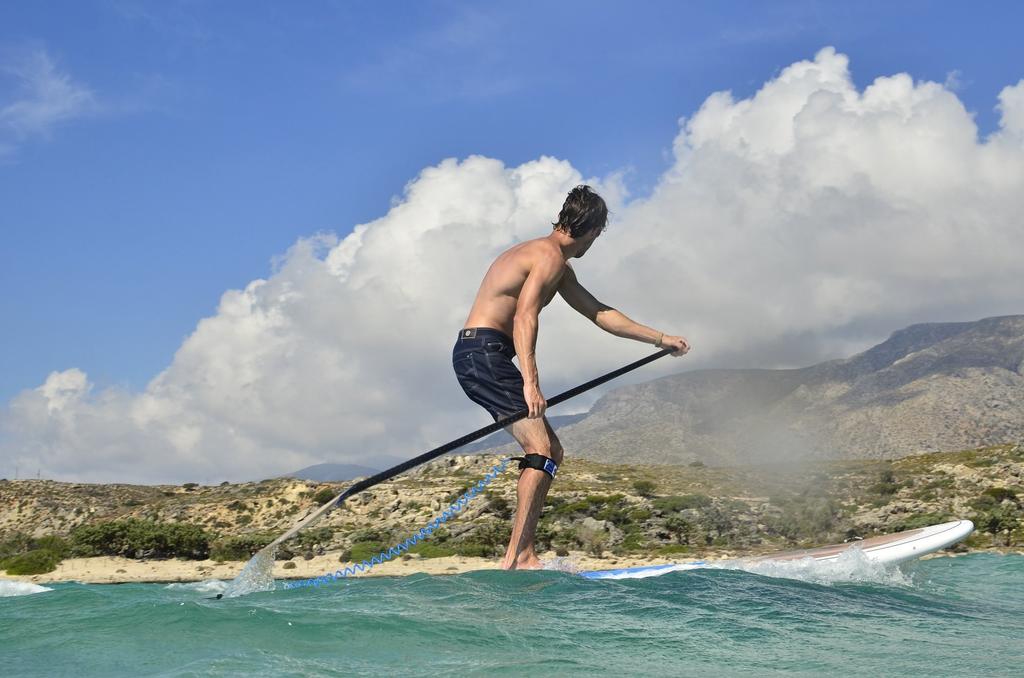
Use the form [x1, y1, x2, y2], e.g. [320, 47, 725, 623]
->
[222, 546, 278, 598]
[164, 580, 228, 595]
[543, 556, 581, 574]
[713, 546, 915, 587]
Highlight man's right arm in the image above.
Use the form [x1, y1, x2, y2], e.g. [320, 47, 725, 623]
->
[513, 251, 565, 418]
[558, 265, 690, 355]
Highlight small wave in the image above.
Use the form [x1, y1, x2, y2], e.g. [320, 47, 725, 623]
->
[164, 579, 229, 595]
[714, 547, 914, 587]
[0, 580, 53, 597]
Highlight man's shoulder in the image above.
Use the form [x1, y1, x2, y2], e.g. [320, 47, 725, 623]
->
[495, 237, 565, 282]
[520, 237, 564, 265]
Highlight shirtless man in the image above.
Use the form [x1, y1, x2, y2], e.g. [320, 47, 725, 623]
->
[453, 185, 690, 570]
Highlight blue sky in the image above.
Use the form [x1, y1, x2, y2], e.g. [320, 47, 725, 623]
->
[2, 0, 1023, 405]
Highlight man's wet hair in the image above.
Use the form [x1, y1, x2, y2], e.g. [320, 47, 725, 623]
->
[553, 185, 608, 238]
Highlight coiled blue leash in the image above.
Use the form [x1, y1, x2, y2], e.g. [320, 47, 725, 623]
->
[284, 457, 511, 590]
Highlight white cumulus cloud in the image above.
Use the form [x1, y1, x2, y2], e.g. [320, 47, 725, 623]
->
[2, 48, 1022, 483]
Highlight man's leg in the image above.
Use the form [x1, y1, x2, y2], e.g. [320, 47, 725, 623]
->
[501, 416, 564, 570]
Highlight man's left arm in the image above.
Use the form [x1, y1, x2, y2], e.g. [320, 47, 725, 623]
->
[557, 265, 691, 356]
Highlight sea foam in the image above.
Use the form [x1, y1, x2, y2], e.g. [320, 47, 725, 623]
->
[0, 580, 53, 597]
[164, 579, 229, 595]
[714, 546, 915, 587]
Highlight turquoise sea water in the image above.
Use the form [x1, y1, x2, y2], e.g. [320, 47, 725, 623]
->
[2, 553, 1022, 677]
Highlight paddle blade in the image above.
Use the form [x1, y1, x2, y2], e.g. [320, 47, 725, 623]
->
[220, 490, 346, 598]
[221, 544, 278, 598]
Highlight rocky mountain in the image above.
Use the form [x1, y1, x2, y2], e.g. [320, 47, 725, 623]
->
[481, 315, 1024, 465]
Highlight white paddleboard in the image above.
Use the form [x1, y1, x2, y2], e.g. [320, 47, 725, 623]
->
[579, 519, 974, 580]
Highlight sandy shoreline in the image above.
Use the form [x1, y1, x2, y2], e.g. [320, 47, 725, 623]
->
[5, 547, 1006, 586]
[1, 552, 705, 585]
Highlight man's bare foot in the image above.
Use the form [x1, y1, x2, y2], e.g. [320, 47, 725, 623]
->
[502, 554, 544, 570]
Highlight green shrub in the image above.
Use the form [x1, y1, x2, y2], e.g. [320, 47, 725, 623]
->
[553, 494, 628, 521]
[982, 487, 1019, 504]
[594, 497, 633, 527]
[33, 535, 70, 558]
[653, 494, 711, 512]
[628, 508, 652, 522]
[910, 488, 937, 502]
[448, 521, 511, 558]
[453, 543, 495, 558]
[632, 480, 657, 498]
[485, 493, 512, 520]
[922, 476, 955, 491]
[343, 541, 387, 562]
[973, 505, 1021, 546]
[532, 522, 557, 552]
[587, 493, 625, 505]
[618, 530, 648, 552]
[0, 533, 70, 560]
[870, 469, 900, 496]
[348, 528, 390, 543]
[468, 521, 511, 549]
[407, 542, 455, 558]
[553, 499, 591, 515]
[766, 497, 843, 542]
[970, 488, 1021, 512]
[653, 544, 692, 555]
[665, 516, 695, 545]
[210, 533, 274, 561]
[1, 549, 62, 575]
[312, 488, 337, 505]
[0, 532, 34, 559]
[71, 520, 211, 559]
[295, 527, 333, 549]
[888, 512, 953, 532]
[698, 505, 735, 543]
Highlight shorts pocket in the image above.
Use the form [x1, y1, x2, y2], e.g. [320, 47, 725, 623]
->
[453, 353, 478, 390]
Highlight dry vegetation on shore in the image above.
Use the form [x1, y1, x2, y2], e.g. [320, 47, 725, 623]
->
[2, 443, 1022, 581]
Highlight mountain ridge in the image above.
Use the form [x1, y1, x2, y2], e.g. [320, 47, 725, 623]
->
[477, 315, 1024, 465]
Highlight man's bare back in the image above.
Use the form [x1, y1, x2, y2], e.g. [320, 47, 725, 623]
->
[463, 237, 564, 338]
[451, 185, 690, 569]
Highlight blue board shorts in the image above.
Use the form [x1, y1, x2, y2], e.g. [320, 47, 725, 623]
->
[453, 327, 528, 422]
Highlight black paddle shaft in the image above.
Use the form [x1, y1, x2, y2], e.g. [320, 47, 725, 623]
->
[335, 348, 674, 505]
